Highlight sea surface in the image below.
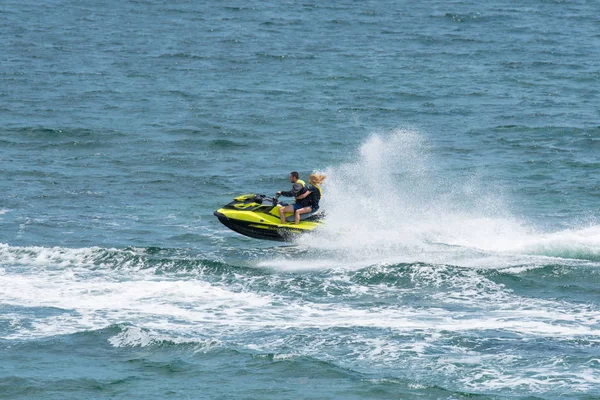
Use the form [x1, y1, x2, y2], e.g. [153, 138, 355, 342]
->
[1, 0, 599, 399]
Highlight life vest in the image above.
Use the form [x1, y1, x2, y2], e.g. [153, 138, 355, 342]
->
[292, 179, 311, 207]
[294, 179, 308, 197]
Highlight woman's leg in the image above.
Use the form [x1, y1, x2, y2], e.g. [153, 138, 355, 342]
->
[279, 205, 294, 224]
[294, 206, 312, 224]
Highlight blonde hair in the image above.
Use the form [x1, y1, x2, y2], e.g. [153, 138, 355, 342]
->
[308, 173, 326, 186]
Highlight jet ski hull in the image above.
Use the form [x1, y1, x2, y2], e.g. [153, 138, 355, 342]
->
[214, 211, 302, 241]
[214, 194, 323, 242]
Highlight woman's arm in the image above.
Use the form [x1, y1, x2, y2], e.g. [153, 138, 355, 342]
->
[295, 190, 311, 200]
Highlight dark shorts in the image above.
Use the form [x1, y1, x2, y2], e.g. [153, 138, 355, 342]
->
[293, 203, 310, 212]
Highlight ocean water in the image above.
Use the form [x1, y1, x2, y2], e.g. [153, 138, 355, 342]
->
[1, 0, 599, 398]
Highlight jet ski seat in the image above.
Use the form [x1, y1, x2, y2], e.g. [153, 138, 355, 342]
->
[285, 210, 320, 222]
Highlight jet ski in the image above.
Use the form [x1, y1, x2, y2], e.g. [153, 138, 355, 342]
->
[214, 194, 324, 241]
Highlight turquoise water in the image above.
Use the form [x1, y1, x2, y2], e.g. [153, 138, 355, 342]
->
[1, 0, 599, 398]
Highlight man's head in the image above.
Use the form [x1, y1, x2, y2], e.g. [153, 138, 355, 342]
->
[289, 171, 299, 183]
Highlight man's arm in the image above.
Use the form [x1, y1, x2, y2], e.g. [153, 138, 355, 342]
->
[279, 183, 304, 197]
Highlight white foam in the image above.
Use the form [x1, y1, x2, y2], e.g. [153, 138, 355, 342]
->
[2, 251, 598, 341]
[507, 225, 600, 260]
[1, 242, 599, 394]
[456, 357, 600, 393]
[0, 243, 104, 269]
[107, 325, 222, 349]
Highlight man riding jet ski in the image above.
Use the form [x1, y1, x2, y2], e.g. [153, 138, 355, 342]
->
[276, 171, 312, 224]
[213, 172, 325, 241]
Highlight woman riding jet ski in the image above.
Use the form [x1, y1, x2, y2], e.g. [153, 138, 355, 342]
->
[276, 171, 312, 224]
[213, 172, 325, 241]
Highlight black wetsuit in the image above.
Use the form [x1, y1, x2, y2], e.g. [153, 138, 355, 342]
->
[306, 184, 321, 211]
[279, 182, 306, 197]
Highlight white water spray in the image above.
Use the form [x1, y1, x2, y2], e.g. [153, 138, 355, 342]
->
[293, 129, 600, 265]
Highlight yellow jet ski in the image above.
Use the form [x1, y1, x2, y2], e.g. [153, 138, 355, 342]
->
[214, 194, 323, 241]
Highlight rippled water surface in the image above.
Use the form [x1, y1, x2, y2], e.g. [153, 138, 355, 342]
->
[1, 0, 599, 398]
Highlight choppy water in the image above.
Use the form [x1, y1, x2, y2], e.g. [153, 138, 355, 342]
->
[1, 0, 599, 399]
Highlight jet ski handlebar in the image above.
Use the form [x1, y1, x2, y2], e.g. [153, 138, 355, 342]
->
[272, 194, 284, 206]
[268, 194, 288, 206]
[252, 194, 287, 206]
